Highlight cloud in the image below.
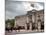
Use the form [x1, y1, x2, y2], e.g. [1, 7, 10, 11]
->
[5, 1, 27, 19]
[5, 0, 44, 20]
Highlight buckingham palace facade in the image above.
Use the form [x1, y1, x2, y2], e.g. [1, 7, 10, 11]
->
[14, 9, 44, 32]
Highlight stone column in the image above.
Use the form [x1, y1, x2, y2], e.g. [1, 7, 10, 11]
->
[32, 12, 36, 30]
[37, 15, 41, 31]
[30, 22, 32, 31]
[25, 23, 27, 30]
[25, 16, 28, 30]
[32, 12, 36, 23]
[38, 20, 41, 31]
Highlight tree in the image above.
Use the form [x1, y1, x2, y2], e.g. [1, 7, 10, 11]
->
[5, 19, 11, 28]
[5, 19, 15, 28]
[10, 19, 15, 27]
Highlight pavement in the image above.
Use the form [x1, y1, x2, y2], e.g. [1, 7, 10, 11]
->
[5, 30, 16, 35]
[5, 30, 44, 35]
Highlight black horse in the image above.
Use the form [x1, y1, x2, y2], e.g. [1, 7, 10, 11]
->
[14, 26, 25, 30]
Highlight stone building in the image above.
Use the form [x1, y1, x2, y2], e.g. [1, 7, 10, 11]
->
[14, 9, 44, 32]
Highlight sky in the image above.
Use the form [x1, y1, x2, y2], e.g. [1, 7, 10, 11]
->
[5, 0, 44, 20]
